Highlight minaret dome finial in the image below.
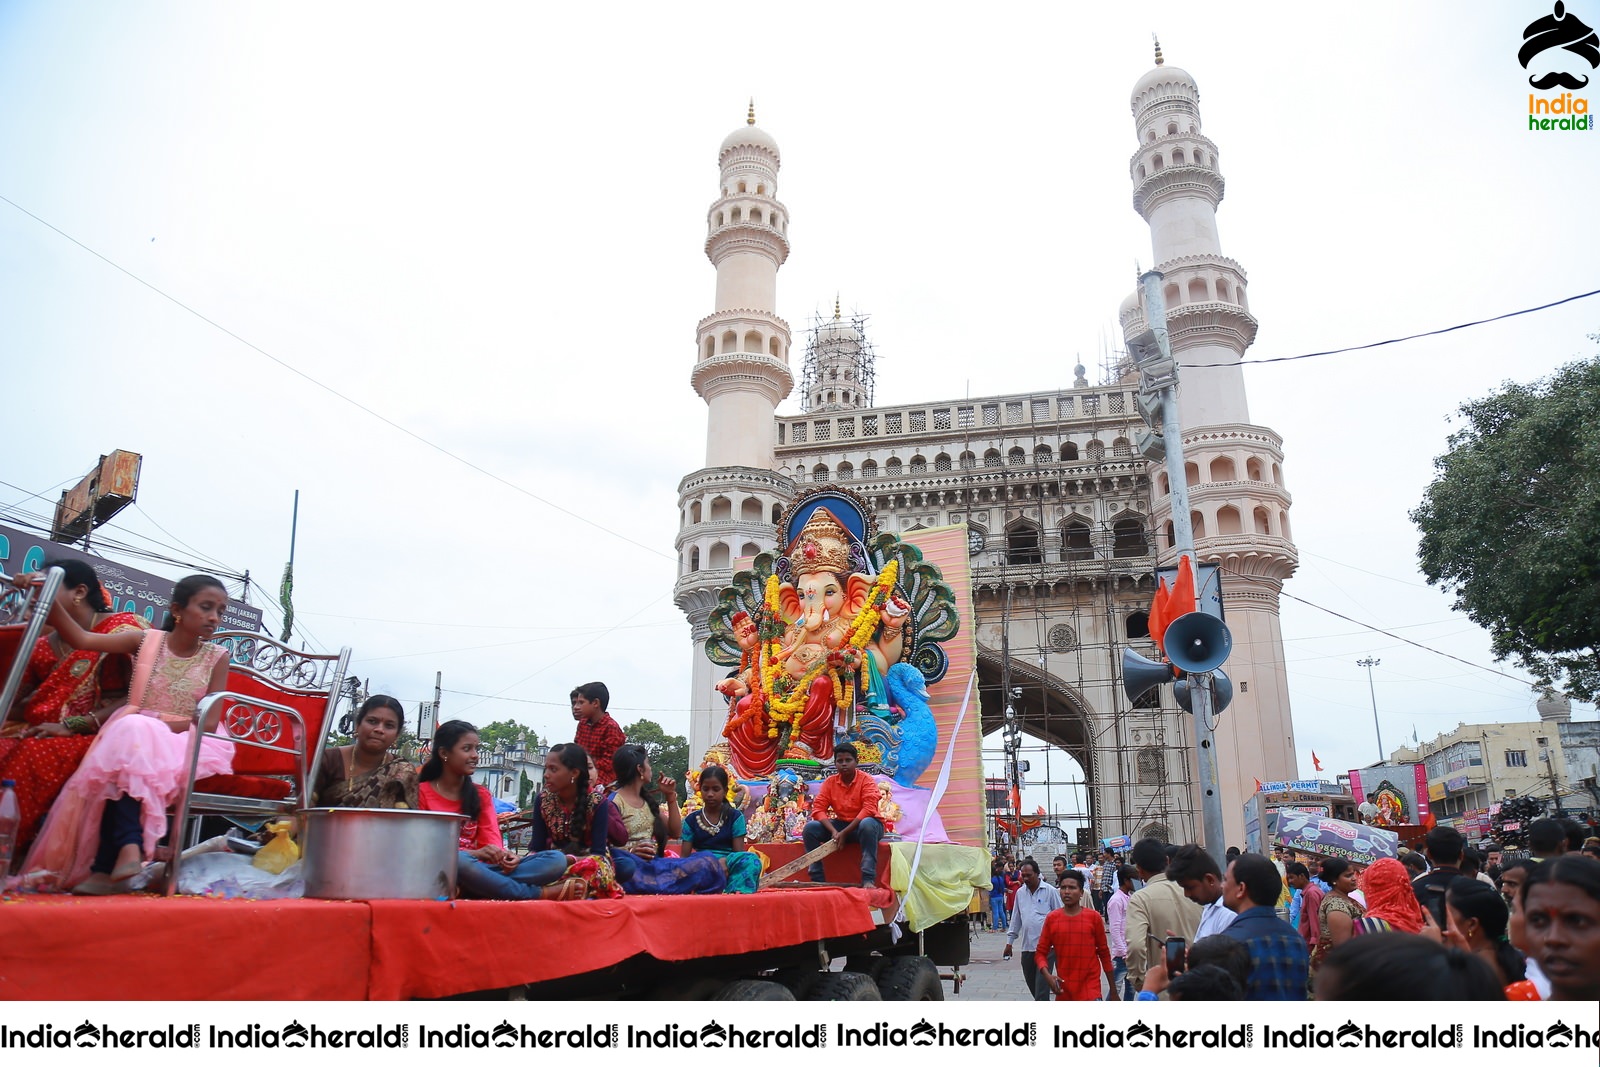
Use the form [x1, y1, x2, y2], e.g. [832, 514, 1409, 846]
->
[748, 98, 756, 125]
[1153, 34, 1164, 66]
[834, 294, 840, 320]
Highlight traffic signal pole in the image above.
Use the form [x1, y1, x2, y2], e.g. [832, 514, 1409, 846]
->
[1138, 270, 1228, 868]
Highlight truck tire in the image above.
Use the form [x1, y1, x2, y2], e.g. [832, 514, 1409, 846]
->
[805, 971, 883, 1000]
[711, 979, 796, 1001]
[876, 956, 943, 1001]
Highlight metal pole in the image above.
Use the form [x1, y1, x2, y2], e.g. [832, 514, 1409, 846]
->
[1140, 271, 1226, 866]
[1358, 656, 1383, 761]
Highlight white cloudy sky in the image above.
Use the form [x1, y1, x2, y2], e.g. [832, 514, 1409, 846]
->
[1, 3, 1595, 817]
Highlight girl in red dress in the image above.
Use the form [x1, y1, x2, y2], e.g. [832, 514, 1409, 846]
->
[0, 560, 145, 861]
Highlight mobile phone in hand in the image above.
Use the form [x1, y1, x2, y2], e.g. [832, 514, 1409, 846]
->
[1164, 935, 1187, 975]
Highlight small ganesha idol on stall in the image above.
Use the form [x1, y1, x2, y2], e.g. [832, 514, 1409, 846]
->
[703, 488, 959, 803]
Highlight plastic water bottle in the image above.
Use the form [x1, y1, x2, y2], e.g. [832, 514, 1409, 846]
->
[0, 779, 19, 878]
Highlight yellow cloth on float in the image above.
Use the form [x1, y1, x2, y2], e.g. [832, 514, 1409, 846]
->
[889, 842, 992, 932]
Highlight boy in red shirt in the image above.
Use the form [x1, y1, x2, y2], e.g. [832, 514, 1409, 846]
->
[802, 744, 884, 888]
[1037, 869, 1117, 1000]
[571, 681, 625, 787]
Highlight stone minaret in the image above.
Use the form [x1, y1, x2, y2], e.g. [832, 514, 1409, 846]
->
[1119, 44, 1300, 847]
[677, 105, 797, 765]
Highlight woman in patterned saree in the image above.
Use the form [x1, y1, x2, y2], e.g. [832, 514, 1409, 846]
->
[18, 574, 233, 894]
[0, 561, 146, 860]
[311, 694, 418, 809]
[609, 743, 725, 895]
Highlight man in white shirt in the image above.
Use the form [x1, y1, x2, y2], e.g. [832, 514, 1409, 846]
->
[1002, 858, 1063, 1001]
[1168, 843, 1237, 940]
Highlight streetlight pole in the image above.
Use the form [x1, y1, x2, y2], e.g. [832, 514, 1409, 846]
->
[1357, 656, 1383, 761]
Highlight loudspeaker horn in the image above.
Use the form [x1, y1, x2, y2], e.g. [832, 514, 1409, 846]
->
[1121, 647, 1176, 704]
[1175, 667, 1233, 714]
[1162, 611, 1233, 674]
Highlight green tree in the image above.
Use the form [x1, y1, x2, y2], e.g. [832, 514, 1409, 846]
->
[624, 718, 690, 784]
[477, 718, 540, 753]
[1411, 349, 1600, 700]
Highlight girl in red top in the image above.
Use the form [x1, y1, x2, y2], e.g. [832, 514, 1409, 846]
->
[418, 720, 577, 901]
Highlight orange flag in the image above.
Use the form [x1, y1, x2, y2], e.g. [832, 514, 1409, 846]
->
[1036, 805, 1048, 816]
[1148, 578, 1172, 649]
[1312, 751, 1324, 772]
[1170, 554, 1198, 617]
[1253, 777, 1263, 793]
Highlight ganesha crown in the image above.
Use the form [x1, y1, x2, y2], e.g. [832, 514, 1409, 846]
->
[788, 508, 853, 576]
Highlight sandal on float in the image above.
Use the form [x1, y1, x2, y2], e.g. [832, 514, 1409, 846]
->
[542, 877, 587, 901]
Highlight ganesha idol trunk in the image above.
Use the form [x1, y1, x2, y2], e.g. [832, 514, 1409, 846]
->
[300, 808, 466, 900]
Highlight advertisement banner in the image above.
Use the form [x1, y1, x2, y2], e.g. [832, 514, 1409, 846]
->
[0, 522, 262, 633]
[1348, 769, 1366, 804]
[1413, 763, 1432, 824]
[1271, 810, 1400, 863]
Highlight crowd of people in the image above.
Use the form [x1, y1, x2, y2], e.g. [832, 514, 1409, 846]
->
[4, 564, 1599, 1006]
[985, 823, 1600, 1003]
[1, 567, 887, 901]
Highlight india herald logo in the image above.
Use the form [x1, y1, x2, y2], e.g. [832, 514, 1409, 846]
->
[1521, 2, 1600, 89]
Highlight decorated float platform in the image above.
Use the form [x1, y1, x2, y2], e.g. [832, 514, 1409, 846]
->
[0, 884, 896, 1000]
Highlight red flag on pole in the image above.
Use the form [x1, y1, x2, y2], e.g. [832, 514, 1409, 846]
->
[1254, 777, 1263, 793]
[1170, 554, 1198, 617]
[1148, 578, 1172, 650]
[1312, 751, 1324, 772]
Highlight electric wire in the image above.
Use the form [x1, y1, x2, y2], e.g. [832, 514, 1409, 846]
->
[1179, 287, 1600, 368]
[0, 192, 674, 564]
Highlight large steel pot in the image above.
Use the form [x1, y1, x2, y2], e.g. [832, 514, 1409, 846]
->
[300, 807, 465, 900]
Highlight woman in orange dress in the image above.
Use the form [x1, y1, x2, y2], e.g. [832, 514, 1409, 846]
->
[0, 561, 145, 859]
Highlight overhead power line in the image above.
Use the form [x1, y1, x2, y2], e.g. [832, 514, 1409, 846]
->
[1181, 286, 1600, 368]
[0, 193, 674, 564]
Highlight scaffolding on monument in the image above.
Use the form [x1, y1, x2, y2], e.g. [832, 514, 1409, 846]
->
[949, 361, 1198, 852]
[799, 305, 876, 413]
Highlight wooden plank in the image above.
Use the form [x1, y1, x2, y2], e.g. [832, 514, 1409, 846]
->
[758, 837, 840, 888]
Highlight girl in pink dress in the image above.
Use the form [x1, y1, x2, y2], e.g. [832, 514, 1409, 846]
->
[18, 574, 233, 894]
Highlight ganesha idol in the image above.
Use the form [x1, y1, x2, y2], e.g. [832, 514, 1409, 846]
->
[704, 490, 959, 783]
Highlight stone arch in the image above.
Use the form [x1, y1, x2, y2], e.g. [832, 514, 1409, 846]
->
[1156, 471, 1169, 495]
[771, 503, 782, 523]
[740, 541, 761, 559]
[689, 546, 700, 572]
[885, 457, 903, 477]
[1271, 462, 1281, 484]
[1185, 461, 1200, 485]
[812, 463, 829, 482]
[1164, 282, 1180, 307]
[751, 207, 763, 225]
[709, 495, 732, 521]
[934, 452, 952, 472]
[690, 500, 703, 524]
[1111, 437, 1132, 458]
[1279, 509, 1291, 539]
[1126, 611, 1150, 640]
[1216, 278, 1231, 302]
[861, 458, 879, 479]
[743, 330, 763, 353]
[910, 454, 928, 474]
[702, 337, 714, 360]
[1060, 519, 1094, 561]
[1216, 504, 1243, 535]
[974, 650, 1097, 818]
[1034, 444, 1053, 464]
[1008, 447, 1026, 466]
[1163, 520, 1176, 549]
[1139, 822, 1171, 842]
[1166, 121, 1178, 135]
[770, 336, 781, 358]
[983, 449, 1002, 468]
[959, 451, 976, 470]
[1005, 518, 1042, 564]
[740, 497, 763, 522]
[1209, 455, 1236, 482]
[1172, 147, 1186, 165]
[731, 206, 743, 223]
[1191, 510, 1206, 538]
[1187, 277, 1208, 303]
[836, 461, 854, 480]
[1111, 516, 1149, 558]
[1060, 442, 1079, 462]
[721, 329, 737, 353]
[1246, 456, 1264, 481]
[708, 542, 730, 570]
[1253, 506, 1272, 535]
[1153, 153, 1164, 170]
[1086, 440, 1106, 463]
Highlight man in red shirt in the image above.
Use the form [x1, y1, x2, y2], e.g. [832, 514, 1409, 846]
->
[571, 682, 625, 788]
[1036, 869, 1116, 1001]
[1286, 862, 1323, 948]
[802, 744, 884, 887]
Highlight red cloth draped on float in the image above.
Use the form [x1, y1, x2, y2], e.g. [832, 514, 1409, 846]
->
[0, 613, 143, 854]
